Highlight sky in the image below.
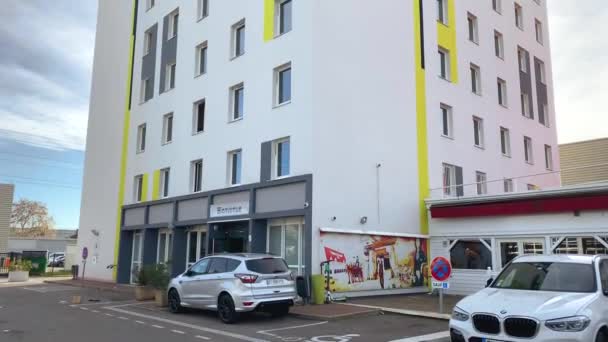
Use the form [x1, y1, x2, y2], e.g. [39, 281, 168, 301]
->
[0, 1, 606, 228]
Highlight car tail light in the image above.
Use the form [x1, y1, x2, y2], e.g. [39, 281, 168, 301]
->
[235, 274, 258, 284]
[242, 302, 254, 307]
[289, 272, 296, 281]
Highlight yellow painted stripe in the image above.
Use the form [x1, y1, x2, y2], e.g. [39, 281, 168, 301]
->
[263, 0, 274, 41]
[437, 0, 458, 83]
[414, 0, 429, 236]
[112, 0, 137, 281]
[141, 173, 149, 202]
[152, 169, 161, 201]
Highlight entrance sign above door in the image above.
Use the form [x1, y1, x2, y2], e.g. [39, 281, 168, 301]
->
[210, 202, 249, 218]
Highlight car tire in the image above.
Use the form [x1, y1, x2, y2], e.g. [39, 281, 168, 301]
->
[597, 330, 608, 342]
[218, 294, 239, 324]
[270, 304, 290, 318]
[168, 289, 184, 314]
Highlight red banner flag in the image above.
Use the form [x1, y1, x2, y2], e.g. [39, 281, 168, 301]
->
[324, 247, 347, 263]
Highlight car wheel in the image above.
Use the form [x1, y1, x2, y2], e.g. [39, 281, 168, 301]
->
[168, 289, 183, 313]
[270, 304, 290, 318]
[218, 294, 238, 324]
[597, 330, 608, 342]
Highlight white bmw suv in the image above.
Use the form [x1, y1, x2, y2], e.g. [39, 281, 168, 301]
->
[450, 255, 608, 342]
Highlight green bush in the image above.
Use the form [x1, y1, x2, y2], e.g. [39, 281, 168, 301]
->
[147, 264, 171, 290]
[9, 259, 33, 272]
[134, 266, 150, 286]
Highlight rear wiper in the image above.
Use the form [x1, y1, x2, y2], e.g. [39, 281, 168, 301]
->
[272, 270, 285, 273]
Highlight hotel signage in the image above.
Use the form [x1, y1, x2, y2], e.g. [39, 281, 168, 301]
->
[210, 202, 249, 218]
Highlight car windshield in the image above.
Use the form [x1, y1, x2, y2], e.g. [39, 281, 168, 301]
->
[493, 262, 596, 293]
[245, 258, 289, 274]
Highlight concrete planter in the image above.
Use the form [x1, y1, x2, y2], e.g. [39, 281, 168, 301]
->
[135, 286, 155, 301]
[8, 271, 30, 283]
[154, 289, 168, 307]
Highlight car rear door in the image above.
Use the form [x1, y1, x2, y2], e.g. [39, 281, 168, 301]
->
[245, 257, 295, 299]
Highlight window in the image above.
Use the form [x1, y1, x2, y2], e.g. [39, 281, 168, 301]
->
[275, 63, 292, 105]
[440, 104, 453, 138]
[276, 0, 292, 35]
[450, 240, 492, 270]
[165, 63, 176, 91]
[521, 92, 531, 118]
[134, 175, 144, 202]
[168, 11, 179, 39]
[504, 179, 514, 193]
[536, 59, 546, 84]
[232, 20, 246, 58]
[438, 48, 450, 80]
[554, 237, 608, 255]
[191, 160, 203, 193]
[497, 78, 507, 106]
[601, 260, 608, 292]
[494, 30, 504, 59]
[518, 48, 528, 73]
[189, 258, 210, 275]
[187, 229, 208, 267]
[157, 230, 173, 264]
[196, 42, 208, 76]
[524, 136, 533, 164]
[160, 168, 170, 198]
[228, 150, 242, 185]
[527, 184, 538, 191]
[535, 19, 543, 44]
[144, 30, 153, 55]
[137, 124, 146, 153]
[193, 100, 206, 133]
[514, 3, 523, 30]
[539, 103, 549, 127]
[197, 0, 209, 20]
[467, 13, 479, 44]
[141, 78, 152, 103]
[162, 113, 173, 144]
[492, 0, 502, 13]
[473, 116, 484, 148]
[493, 262, 596, 293]
[544, 145, 553, 170]
[146, 0, 155, 10]
[476, 171, 487, 195]
[273, 138, 290, 178]
[500, 127, 511, 156]
[267, 219, 305, 275]
[437, 0, 448, 24]
[230, 83, 244, 121]
[442, 163, 457, 197]
[470, 64, 481, 95]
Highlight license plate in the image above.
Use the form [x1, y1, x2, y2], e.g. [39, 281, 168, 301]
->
[482, 339, 506, 342]
[266, 279, 284, 285]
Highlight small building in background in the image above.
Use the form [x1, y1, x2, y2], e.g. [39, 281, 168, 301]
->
[560, 137, 608, 186]
[0, 184, 15, 253]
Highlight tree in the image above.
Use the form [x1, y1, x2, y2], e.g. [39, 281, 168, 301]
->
[10, 199, 55, 237]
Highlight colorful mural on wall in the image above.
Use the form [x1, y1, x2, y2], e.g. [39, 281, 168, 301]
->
[319, 232, 429, 292]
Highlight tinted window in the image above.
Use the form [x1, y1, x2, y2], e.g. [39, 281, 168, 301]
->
[245, 258, 289, 274]
[190, 258, 210, 275]
[493, 262, 596, 293]
[208, 258, 228, 274]
[450, 241, 492, 270]
[601, 261, 608, 292]
[226, 259, 241, 272]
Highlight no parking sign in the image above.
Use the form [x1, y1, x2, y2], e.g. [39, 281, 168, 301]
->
[430, 256, 452, 282]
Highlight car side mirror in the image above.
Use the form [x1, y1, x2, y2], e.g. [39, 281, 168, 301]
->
[185, 270, 194, 277]
[486, 278, 494, 288]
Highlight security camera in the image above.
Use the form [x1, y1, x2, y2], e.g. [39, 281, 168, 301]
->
[330, 216, 337, 221]
[360, 216, 368, 224]
[304, 202, 310, 208]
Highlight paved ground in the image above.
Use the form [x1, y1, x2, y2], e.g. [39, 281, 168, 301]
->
[0, 283, 451, 342]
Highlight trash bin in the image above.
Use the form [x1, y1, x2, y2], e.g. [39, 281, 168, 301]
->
[296, 276, 310, 302]
[71, 265, 79, 280]
[311, 274, 326, 305]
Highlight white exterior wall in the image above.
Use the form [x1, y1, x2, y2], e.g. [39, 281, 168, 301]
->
[426, 0, 560, 197]
[430, 209, 608, 295]
[77, 0, 132, 281]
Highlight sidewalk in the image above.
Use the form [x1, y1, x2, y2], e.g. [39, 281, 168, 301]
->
[0, 276, 73, 288]
[44, 278, 136, 295]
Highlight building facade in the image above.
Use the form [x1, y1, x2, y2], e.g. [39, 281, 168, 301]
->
[79, 0, 560, 294]
[0, 184, 15, 253]
[560, 138, 608, 186]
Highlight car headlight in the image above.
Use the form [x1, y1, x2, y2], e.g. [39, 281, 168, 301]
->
[545, 316, 590, 332]
[452, 307, 470, 322]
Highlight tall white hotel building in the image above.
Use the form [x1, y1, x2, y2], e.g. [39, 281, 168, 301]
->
[79, 0, 559, 291]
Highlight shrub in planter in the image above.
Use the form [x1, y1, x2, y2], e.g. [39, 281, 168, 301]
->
[8, 260, 33, 283]
[148, 264, 171, 307]
[134, 266, 155, 301]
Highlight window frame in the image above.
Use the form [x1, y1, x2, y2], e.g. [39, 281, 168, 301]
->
[476, 171, 488, 195]
[504, 179, 514, 193]
[232, 20, 246, 58]
[518, 48, 528, 73]
[467, 12, 479, 44]
[500, 127, 511, 157]
[535, 19, 544, 45]
[514, 3, 524, 30]
[276, 0, 293, 36]
[272, 137, 291, 179]
[492, 0, 502, 14]
[437, 0, 448, 25]
[134, 175, 144, 203]
[274, 62, 292, 106]
[521, 92, 531, 118]
[473, 116, 485, 148]
[191, 159, 203, 193]
[537, 59, 547, 84]
[228, 149, 243, 186]
[159, 168, 170, 198]
[145, 0, 155, 11]
[164, 63, 176, 92]
[497, 78, 508, 107]
[470, 63, 482, 95]
[137, 123, 147, 153]
[195, 42, 208, 77]
[524, 136, 534, 164]
[193, 99, 206, 134]
[438, 48, 450, 81]
[442, 163, 457, 197]
[440, 104, 453, 138]
[539, 103, 549, 127]
[544, 145, 553, 170]
[168, 11, 179, 40]
[162, 113, 173, 145]
[144, 30, 153, 56]
[494, 30, 504, 59]
[197, 0, 209, 21]
[229, 83, 245, 121]
[140, 78, 151, 103]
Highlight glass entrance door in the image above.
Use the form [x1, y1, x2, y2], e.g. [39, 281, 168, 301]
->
[212, 223, 248, 254]
[131, 232, 143, 284]
[267, 218, 305, 275]
[186, 226, 207, 268]
[498, 239, 545, 268]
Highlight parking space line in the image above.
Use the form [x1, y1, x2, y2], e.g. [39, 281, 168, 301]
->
[195, 336, 211, 340]
[118, 316, 129, 320]
[135, 321, 146, 325]
[257, 321, 328, 335]
[105, 313, 114, 317]
[91, 310, 100, 313]
[104, 304, 269, 342]
[389, 331, 451, 342]
[151, 325, 164, 329]
[171, 330, 185, 335]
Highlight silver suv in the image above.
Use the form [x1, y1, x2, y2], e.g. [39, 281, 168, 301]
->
[167, 254, 297, 323]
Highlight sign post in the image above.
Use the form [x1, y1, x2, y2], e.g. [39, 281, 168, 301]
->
[81, 247, 89, 284]
[430, 256, 452, 314]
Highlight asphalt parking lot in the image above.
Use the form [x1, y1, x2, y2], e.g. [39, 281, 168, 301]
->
[0, 283, 450, 342]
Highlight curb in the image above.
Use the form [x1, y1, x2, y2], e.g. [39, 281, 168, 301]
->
[289, 306, 381, 321]
[43, 280, 134, 294]
[339, 303, 451, 321]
